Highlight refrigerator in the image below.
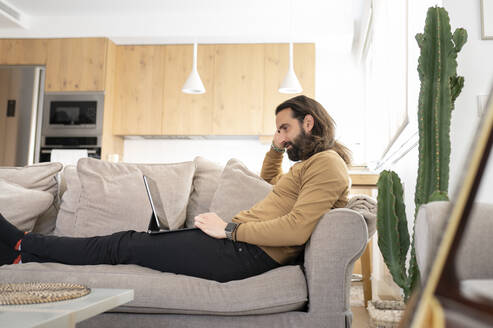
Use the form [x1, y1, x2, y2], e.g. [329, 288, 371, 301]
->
[0, 66, 45, 166]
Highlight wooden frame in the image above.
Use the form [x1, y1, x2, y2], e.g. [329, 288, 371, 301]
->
[481, 0, 493, 40]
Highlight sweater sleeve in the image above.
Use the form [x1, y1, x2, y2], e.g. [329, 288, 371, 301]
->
[260, 147, 285, 185]
[235, 154, 348, 246]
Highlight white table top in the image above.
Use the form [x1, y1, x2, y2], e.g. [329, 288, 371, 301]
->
[0, 288, 134, 328]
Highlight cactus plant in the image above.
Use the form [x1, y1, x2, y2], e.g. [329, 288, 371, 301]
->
[414, 6, 467, 212]
[377, 171, 410, 298]
[376, 6, 467, 301]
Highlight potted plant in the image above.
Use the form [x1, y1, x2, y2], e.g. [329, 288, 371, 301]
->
[369, 6, 467, 327]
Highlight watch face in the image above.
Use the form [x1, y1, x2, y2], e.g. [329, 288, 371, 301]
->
[225, 223, 237, 239]
[226, 223, 236, 232]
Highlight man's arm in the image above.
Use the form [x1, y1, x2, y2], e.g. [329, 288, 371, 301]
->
[260, 131, 286, 184]
[260, 147, 284, 184]
[235, 154, 349, 246]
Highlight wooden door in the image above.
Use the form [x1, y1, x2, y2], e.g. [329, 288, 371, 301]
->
[113, 45, 166, 135]
[162, 44, 215, 135]
[213, 44, 264, 135]
[0, 70, 19, 166]
[0, 39, 48, 65]
[0, 70, 9, 165]
[262, 43, 315, 135]
[45, 38, 108, 91]
[100, 40, 123, 161]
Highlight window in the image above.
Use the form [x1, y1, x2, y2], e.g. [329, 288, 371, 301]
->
[362, 0, 409, 167]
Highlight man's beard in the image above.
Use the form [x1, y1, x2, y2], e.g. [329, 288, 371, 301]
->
[286, 129, 314, 162]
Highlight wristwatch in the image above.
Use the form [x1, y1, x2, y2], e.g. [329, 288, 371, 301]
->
[225, 222, 239, 240]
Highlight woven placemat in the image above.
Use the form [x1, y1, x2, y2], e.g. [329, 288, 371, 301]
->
[0, 282, 91, 305]
[367, 300, 405, 328]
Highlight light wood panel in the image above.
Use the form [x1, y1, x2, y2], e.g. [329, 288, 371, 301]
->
[350, 173, 380, 187]
[0, 39, 48, 65]
[262, 43, 316, 135]
[101, 40, 123, 161]
[213, 44, 264, 135]
[0, 70, 19, 166]
[113, 45, 166, 135]
[162, 45, 215, 135]
[0, 70, 8, 165]
[111, 43, 314, 137]
[45, 38, 108, 91]
[349, 172, 379, 307]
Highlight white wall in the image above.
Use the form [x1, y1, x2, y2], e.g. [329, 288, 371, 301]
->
[315, 45, 366, 165]
[123, 137, 294, 174]
[444, 0, 493, 203]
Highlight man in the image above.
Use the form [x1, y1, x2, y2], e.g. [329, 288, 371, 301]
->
[0, 95, 351, 282]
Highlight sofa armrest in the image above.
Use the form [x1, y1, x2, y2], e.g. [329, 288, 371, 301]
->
[303, 208, 367, 314]
[415, 201, 493, 281]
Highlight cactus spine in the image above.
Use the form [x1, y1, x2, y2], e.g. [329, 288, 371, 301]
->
[376, 7, 467, 301]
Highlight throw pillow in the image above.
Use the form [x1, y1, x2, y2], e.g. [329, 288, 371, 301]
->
[53, 166, 80, 237]
[0, 162, 63, 234]
[75, 158, 196, 237]
[209, 158, 272, 223]
[185, 156, 224, 228]
[0, 180, 53, 232]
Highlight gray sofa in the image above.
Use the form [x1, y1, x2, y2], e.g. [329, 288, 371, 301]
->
[0, 157, 368, 328]
[415, 201, 493, 305]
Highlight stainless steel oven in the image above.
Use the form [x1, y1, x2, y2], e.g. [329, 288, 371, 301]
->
[40, 92, 104, 162]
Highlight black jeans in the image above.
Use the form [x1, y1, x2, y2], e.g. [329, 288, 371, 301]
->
[20, 229, 280, 282]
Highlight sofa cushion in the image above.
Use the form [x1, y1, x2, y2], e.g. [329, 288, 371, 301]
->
[0, 162, 63, 234]
[460, 279, 493, 302]
[53, 166, 80, 237]
[0, 180, 53, 232]
[209, 158, 272, 222]
[0, 263, 307, 315]
[74, 158, 195, 237]
[185, 156, 224, 228]
[416, 201, 493, 281]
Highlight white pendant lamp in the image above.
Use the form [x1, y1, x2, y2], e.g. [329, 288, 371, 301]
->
[182, 43, 205, 94]
[278, 42, 302, 94]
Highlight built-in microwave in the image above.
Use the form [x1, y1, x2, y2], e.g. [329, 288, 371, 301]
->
[39, 92, 104, 162]
[42, 92, 104, 138]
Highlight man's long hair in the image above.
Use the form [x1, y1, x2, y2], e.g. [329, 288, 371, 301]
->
[275, 95, 352, 164]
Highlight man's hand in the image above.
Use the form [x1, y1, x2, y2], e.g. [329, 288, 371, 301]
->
[194, 212, 228, 239]
[273, 129, 286, 149]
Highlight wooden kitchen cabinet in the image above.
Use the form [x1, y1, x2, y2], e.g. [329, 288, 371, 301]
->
[262, 43, 315, 135]
[213, 44, 265, 135]
[45, 38, 108, 91]
[162, 44, 215, 135]
[0, 39, 315, 138]
[0, 39, 48, 65]
[112, 43, 314, 136]
[113, 45, 166, 135]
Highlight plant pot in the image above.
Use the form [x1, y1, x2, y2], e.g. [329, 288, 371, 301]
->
[367, 300, 405, 328]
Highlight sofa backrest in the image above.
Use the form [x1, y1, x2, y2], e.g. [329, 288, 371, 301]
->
[185, 156, 223, 228]
[54, 157, 271, 236]
[415, 201, 493, 281]
[53, 158, 196, 237]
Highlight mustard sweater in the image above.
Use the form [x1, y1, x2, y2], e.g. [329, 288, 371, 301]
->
[232, 148, 350, 265]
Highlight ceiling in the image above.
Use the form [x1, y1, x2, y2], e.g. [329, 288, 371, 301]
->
[0, 0, 362, 49]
